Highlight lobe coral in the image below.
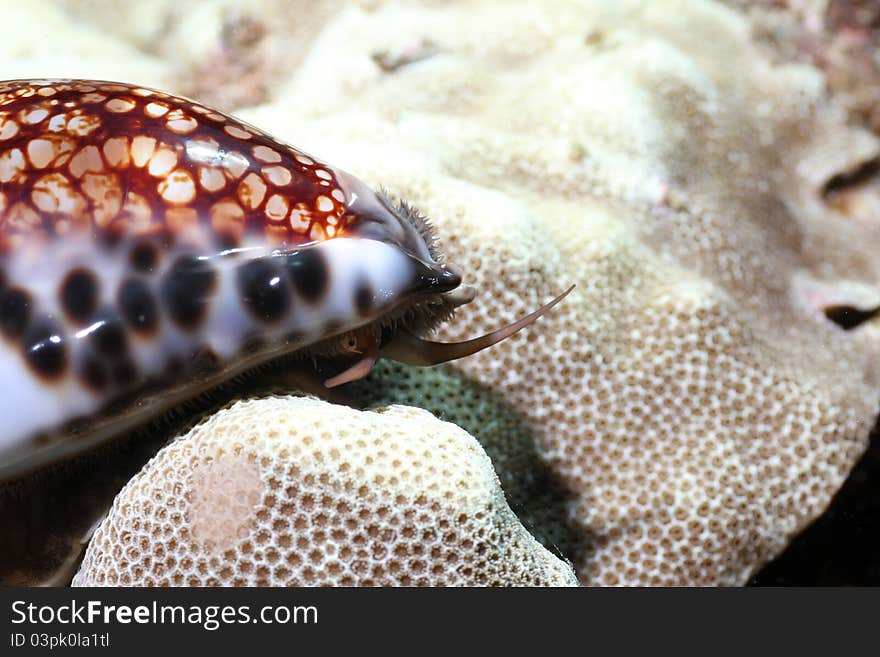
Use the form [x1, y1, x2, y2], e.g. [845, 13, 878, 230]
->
[73, 397, 578, 587]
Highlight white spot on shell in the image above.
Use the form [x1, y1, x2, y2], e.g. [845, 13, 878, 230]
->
[102, 137, 130, 168]
[69, 145, 103, 178]
[237, 172, 267, 209]
[166, 109, 198, 134]
[316, 195, 334, 212]
[131, 136, 157, 167]
[68, 114, 101, 137]
[27, 139, 56, 169]
[184, 137, 221, 165]
[0, 148, 26, 182]
[47, 114, 67, 132]
[31, 172, 86, 216]
[289, 206, 311, 233]
[81, 172, 122, 226]
[252, 145, 281, 163]
[79, 93, 107, 104]
[199, 167, 226, 192]
[0, 116, 19, 140]
[221, 150, 250, 179]
[144, 102, 169, 118]
[265, 194, 289, 222]
[224, 125, 252, 140]
[148, 147, 179, 177]
[105, 98, 136, 113]
[120, 191, 153, 230]
[20, 108, 48, 124]
[262, 165, 292, 187]
[159, 169, 197, 204]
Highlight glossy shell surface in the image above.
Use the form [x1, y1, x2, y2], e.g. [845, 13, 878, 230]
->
[0, 79, 457, 478]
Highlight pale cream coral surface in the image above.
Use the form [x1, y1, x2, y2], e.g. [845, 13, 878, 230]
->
[243, 0, 880, 585]
[3, 0, 878, 585]
[73, 397, 578, 587]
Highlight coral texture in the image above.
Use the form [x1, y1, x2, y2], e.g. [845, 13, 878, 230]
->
[73, 396, 577, 586]
[0, 0, 877, 586]
[239, 0, 880, 585]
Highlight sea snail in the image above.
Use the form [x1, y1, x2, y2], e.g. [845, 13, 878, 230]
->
[0, 79, 572, 481]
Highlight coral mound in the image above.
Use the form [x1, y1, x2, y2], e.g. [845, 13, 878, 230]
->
[73, 396, 577, 587]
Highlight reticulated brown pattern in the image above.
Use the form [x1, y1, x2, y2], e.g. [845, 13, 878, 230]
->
[0, 80, 351, 251]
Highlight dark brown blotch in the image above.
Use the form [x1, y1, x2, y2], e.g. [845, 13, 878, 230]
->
[118, 278, 159, 334]
[79, 357, 109, 392]
[160, 255, 217, 330]
[238, 259, 290, 322]
[60, 268, 100, 325]
[130, 242, 160, 274]
[354, 280, 373, 317]
[22, 317, 67, 380]
[0, 287, 31, 339]
[88, 315, 128, 358]
[112, 358, 139, 387]
[287, 248, 328, 303]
